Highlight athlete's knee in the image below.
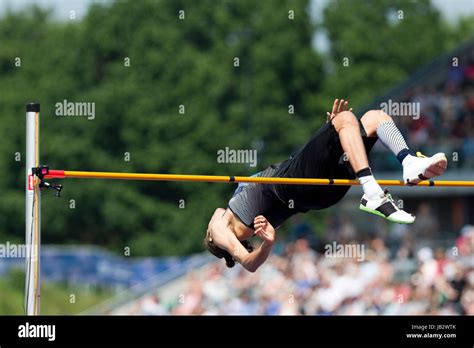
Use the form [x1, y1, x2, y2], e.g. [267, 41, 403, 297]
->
[362, 109, 392, 125]
[332, 111, 358, 133]
[360, 110, 392, 136]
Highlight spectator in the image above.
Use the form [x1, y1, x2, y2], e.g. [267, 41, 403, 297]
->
[140, 294, 166, 315]
[121, 220, 471, 316]
[412, 203, 440, 239]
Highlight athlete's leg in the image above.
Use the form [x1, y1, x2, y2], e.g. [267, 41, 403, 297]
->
[331, 111, 371, 174]
[331, 109, 415, 224]
[360, 109, 392, 137]
[360, 109, 447, 185]
[331, 111, 384, 200]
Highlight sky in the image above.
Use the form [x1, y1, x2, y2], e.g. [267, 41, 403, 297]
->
[1, 0, 473, 22]
[1, 0, 473, 53]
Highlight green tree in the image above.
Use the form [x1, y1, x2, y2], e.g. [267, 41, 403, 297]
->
[320, 0, 451, 109]
[1, 0, 470, 256]
[0, 0, 324, 255]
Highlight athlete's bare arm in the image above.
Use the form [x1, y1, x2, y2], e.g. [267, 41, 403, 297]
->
[242, 215, 275, 271]
[208, 209, 275, 272]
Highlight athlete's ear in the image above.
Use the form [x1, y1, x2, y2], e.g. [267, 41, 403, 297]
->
[206, 228, 212, 242]
[203, 232, 236, 268]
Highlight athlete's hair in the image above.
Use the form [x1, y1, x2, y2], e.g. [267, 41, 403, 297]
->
[204, 233, 254, 268]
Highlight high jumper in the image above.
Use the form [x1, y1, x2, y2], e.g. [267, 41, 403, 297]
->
[204, 99, 448, 271]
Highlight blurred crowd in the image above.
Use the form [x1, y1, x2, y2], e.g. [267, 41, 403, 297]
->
[373, 51, 474, 170]
[120, 51, 474, 316]
[130, 220, 474, 316]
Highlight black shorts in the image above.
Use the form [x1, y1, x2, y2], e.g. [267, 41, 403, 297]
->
[275, 120, 377, 210]
[228, 119, 377, 228]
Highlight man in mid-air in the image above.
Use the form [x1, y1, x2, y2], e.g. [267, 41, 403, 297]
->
[205, 99, 447, 271]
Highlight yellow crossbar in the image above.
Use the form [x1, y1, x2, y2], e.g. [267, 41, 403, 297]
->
[44, 170, 474, 187]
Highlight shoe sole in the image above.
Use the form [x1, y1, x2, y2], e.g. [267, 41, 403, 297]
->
[406, 153, 448, 185]
[359, 204, 415, 224]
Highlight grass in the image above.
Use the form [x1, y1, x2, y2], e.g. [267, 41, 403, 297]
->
[0, 269, 112, 315]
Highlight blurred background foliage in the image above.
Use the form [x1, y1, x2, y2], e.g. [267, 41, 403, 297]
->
[0, 0, 472, 256]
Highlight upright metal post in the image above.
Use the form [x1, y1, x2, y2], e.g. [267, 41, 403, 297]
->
[25, 102, 41, 315]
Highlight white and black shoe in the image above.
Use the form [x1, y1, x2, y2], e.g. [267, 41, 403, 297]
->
[403, 151, 447, 185]
[359, 189, 415, 224]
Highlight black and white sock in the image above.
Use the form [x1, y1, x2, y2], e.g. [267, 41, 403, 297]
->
[376, 120, 412, 164]
[356, 167, 383, 200]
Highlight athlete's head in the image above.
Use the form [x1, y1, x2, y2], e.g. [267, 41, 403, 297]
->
[204, 208, 254, 268]
[204, 231, 234, 267]
[204, 230, 254, 268]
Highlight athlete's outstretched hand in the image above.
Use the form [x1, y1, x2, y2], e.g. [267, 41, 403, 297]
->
[326, 98, 353, 123]
[253, 215, 275, 244]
